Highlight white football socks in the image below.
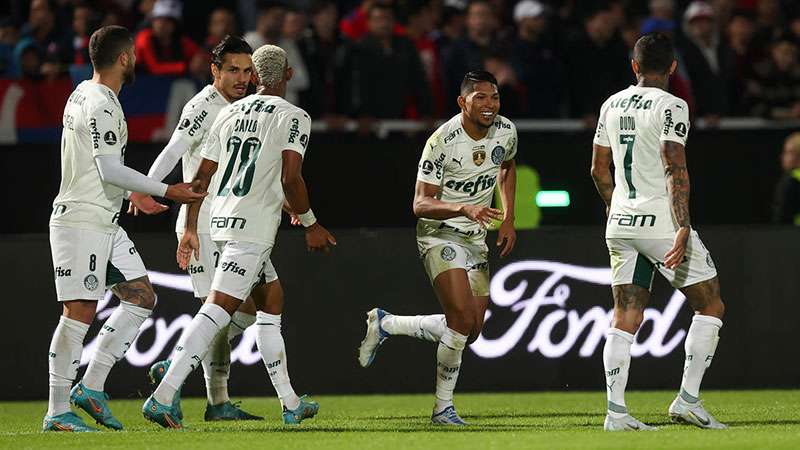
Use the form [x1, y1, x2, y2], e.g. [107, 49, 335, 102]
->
[381, 314, 447, 342]
[47, 316, 89, 417]
[202, 311, 255, 406]
[603, 328, 634, 418]
[154, 303, 230, 406]
[82, 301, 151, 392]
[434, 328, 468, 413]
[255, 312, 300, 410]
[680, 315, 722, 403]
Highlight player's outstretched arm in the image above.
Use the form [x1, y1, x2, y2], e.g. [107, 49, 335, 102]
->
[281, 150, 336, 252]
[130, 132, 195, 215]
[95, 155, 203, 206]
[661, 140, 691, 269]
[496, 159, 517, 257]
[177, 158, 217, 269]
[412, 180, 503, 227]
[590, 143, 614, 215]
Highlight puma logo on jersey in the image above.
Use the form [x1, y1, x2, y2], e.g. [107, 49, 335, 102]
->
[452, 157, 463, 168]
[103, 109, 113, 117]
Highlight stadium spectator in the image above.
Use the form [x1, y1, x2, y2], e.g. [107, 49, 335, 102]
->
[244, 2, 309, 105]
[562, 3, 630, 124]
[772, 132, 800, 224]
[71, 5, 98, 67]
[509, 0, 564, 118]
[298, 0, 351, 124]
[15, 39, 42, 80]
[648, 0, 674, 21]
[433, 1, 466, 51]
[441, 0, 502, 113]
[406, 0, 446, 117]
[339, 0, 404, 41]
[348, 3, 432, 125]
[205, 7, 237, 49]
[0, 17, 20, 77]
[745, 36, 800, 120]
[637, 19, 696, 114]
[752, 0, 783, 50]
[726, 11, 760, 115]
[15, 0, 72, 79]
[134, 0, 202, 78]
[678, 1, 735, 124]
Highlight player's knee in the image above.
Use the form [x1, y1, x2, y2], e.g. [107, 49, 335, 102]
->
[611, 310, 643, 334]
[137, 287, 157, 310]
[698, 297, 725, 319]
[445, 311, 474, 336]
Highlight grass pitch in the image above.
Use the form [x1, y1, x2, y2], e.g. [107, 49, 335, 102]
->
[1, 390, 798, 449]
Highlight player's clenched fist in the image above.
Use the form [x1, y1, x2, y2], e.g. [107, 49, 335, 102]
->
[305, 223, 337, 252]
[176, 230, 200, 269]
[165, 182, 207, 204]
[461, 204, 503, 228]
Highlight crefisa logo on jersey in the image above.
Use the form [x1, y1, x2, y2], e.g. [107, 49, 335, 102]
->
[288, 118, 301, 143]
[491, 146, 505, 165]
[186, 110, 208, 136]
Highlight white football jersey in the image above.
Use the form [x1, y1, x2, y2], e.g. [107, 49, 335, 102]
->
[51, 80, 128, 233]
[173, 84, 229, 233]
[594, 85, 691, 239]
[416, 114, 517, 241]
[200, 94, 310, 246]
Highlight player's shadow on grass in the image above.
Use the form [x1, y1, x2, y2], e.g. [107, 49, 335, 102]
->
[724, 419, 800, 426]
[220, 424, 546, 433]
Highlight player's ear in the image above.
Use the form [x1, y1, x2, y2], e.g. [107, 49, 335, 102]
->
[210, 63, 220, 80]
[630, 59, 639, 76]
[457, 95, 466, 111]
[669, 59, 677, 76]
[285, 66, 294, 82]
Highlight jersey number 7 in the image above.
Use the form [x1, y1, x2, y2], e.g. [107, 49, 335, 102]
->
[620, 134, 636, 199]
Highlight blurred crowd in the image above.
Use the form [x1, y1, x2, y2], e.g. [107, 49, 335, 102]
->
[1, 0, 800, 124]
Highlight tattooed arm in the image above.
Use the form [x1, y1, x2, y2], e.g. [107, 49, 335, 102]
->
[590, 144, 614, 214]
[661, 140, 691, 269]
[661, 141, 691, 228]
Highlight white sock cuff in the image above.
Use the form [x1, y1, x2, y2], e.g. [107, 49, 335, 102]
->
[256, 311, 281, 326]
[232, 311, 256, 328]
[440, 328, 468, 350]
[199, 303, 231, 327]
[692, 314, 722, 328]
[607, 328, 634, 343]
[119, 300, 153, 319]
[60, 316, 90, 334]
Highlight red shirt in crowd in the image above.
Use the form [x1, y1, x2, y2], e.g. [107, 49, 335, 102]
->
[134, 28, 200, 76]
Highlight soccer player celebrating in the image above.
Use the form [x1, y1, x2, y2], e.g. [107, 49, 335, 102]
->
[590, 33, 727, 431]
[358, 70, 518, 425]
[138, 35, 262, 422]
[45, 25, 203, 432]
[142, 44, 336, 429]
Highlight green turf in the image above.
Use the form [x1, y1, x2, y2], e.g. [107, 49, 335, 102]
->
[1, 390, 798, 449]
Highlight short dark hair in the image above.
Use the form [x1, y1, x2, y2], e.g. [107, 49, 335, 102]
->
[211, 35, 253, 67]
[460, 70, 498, 96]
[368, 3, 394, 17]
[633, 32, 675, 74]
[89, 25, 133, 70]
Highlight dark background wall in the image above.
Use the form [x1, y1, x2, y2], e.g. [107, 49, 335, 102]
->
[0, 129, 790, 233]
[2, 227, 798, 401]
